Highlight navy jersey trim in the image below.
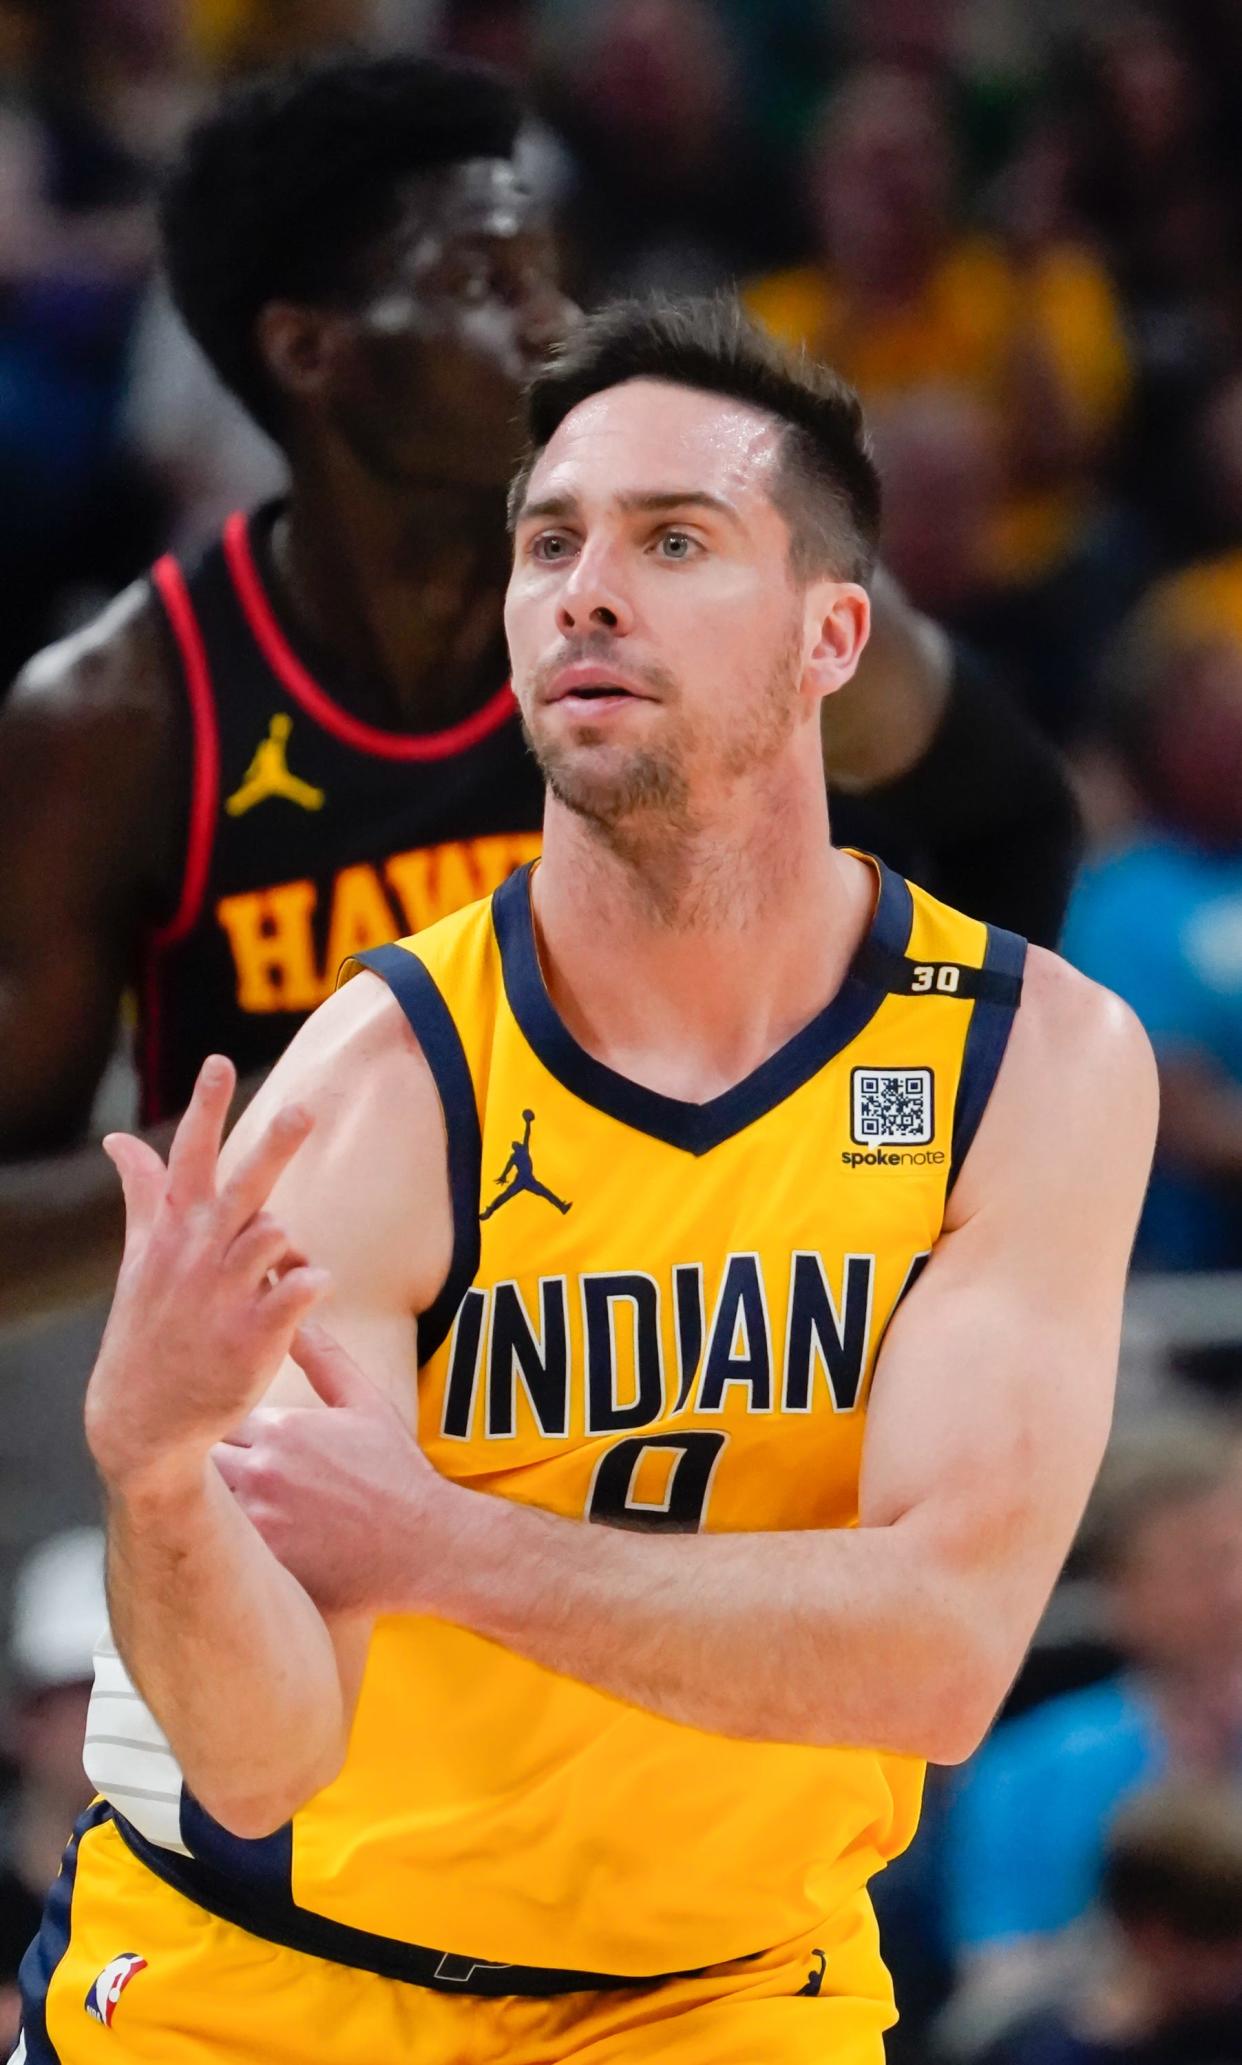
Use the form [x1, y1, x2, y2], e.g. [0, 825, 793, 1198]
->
[18, 1797, 114, 2060]
[492, 859, 914, 1156]
[852, 939, 1024, 1005]
[352, 944, 482, 1364]
[181, 1786, 292, 1894]
[948, 923, 1028, 1192]
[113, 1812, 716, 1996]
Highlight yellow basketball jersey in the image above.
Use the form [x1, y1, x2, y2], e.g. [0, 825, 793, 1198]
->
[104, 855, 1025, 1997]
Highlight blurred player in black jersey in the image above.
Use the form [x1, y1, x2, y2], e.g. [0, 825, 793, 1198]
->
[0, 53, 1079, 1323]
[0, 55, 561, 1317]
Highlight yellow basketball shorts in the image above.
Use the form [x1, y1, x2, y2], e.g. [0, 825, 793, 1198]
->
[16, 1806, 895, 2064]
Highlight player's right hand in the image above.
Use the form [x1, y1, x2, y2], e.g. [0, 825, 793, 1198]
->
[84, 1054, 330, 1498]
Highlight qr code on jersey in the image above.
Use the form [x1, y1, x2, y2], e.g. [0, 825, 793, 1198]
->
[850, 1067, 935, 1147]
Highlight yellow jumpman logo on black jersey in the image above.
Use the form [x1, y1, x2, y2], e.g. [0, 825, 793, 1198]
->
[226, 715, 326, 817]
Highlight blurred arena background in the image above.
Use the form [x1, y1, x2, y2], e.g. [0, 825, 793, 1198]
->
[4, 1, 1242, 2058]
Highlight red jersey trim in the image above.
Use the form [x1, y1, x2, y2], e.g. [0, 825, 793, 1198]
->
[142, 555, 222, 1122]
[222, 511, 519, 762]
[149, 556, 221, 949]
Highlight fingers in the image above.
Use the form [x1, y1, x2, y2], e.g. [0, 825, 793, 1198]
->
[102, 1133, 168, 1248]
[217, 1102, 314, 1245]
[217, 1408, 275, 1450]
[290, 1318, 375, 1409]
[225, 1214, 305, 1288]
[259, 1267, 333, 1343]
[165, 1056, 236, 1210]
[212, 1403, 286, 1480]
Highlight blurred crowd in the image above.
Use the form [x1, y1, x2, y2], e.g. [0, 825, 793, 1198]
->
[4, 0, 1242, 2057]
[5, 0, 1242, 1266]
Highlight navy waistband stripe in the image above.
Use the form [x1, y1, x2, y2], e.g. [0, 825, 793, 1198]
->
[115, 1814, 715, 1998]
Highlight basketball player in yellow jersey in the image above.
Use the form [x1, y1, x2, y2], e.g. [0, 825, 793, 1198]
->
[29, 300, 1156, 2065]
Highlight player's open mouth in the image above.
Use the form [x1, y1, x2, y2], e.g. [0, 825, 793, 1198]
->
[559, 685, 637, 706]
[546, 664, 653, 708]
[545, 669, 653, 718]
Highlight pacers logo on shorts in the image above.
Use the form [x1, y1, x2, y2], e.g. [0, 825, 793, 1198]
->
[85, 1952, 147, 2027]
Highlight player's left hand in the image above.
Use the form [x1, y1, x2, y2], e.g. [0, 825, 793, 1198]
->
[212, 1320, 455, 1618]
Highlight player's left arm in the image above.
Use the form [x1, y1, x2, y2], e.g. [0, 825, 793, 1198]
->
[250, 954, 1156, 1763]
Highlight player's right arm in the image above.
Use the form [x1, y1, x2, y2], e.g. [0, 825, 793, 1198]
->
[86, 977, 449, 1838]
[0, 586, 183, 1320]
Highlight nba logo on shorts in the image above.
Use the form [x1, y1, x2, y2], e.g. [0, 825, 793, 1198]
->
[84, 1952, 147, 2027]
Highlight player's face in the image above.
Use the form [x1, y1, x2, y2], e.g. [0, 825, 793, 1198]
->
[328, 158, 571, 489]
[506, 378, 865, 831]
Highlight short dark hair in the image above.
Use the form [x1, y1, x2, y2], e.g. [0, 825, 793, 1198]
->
[511, 297, 882, 583]
[160, 54, 522, 437]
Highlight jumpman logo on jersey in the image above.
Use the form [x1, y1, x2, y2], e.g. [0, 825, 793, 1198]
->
[480, 1109, 572, 1220]
[225, 714, 326, 816]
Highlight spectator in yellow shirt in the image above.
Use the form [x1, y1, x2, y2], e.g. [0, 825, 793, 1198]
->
[746, 65, 1132, 594]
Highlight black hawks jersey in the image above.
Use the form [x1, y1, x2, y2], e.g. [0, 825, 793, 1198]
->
[136, 507, 543, 1121]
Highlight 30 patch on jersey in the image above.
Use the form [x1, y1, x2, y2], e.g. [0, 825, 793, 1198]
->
[851, 1067, 934, 1147]
[84, 1953, 147, 2027]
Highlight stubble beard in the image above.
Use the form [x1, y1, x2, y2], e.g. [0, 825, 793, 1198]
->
[524, 620, 802, 834]
[530, 725, 694, 833]
[521, 626, 805, 930]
